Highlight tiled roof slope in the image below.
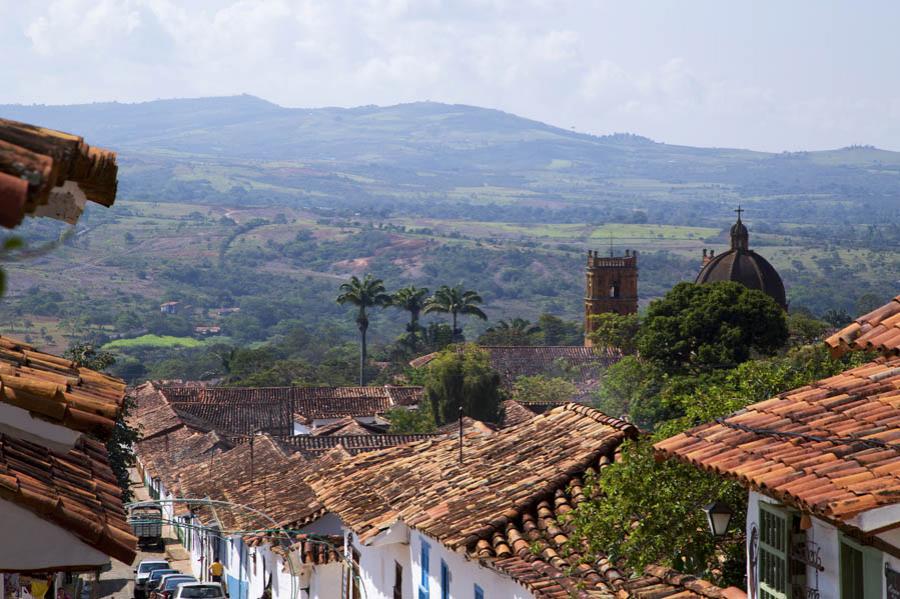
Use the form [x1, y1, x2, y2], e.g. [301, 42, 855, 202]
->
[158, 384, 421, 431]
[307, 404, 647, 597]
[826, 295, 900, 357]
[500, 399, 538, 428]
[284, 433, 441, 458]
[0, 433, 136, 565]
[0, 336, 127, 440]
[176, 435, 324, 531]
[0, 118, 117, 228]
[136, 425, 232, 485]
[655, 357, 900, 525]
[310, 417, 384, 436]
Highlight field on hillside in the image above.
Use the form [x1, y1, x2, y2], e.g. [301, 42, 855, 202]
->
[1, 197, 895, 360]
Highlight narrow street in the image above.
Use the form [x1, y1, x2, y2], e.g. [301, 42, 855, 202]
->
[96, 471, 193, 599]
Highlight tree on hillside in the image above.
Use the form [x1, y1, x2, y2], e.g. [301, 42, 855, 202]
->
[511, 375, 578, 403]
[637, 281, 788, 374]
[424, 344, 502, 426]
[478, 318, 540, 346]
[65, 343, 139, 503]
[424, 284, 487, 341]
[390, 285, 430, 353]
[336, 274, 391, 385]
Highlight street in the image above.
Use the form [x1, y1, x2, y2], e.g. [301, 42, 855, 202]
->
[96, 471, 193, 599]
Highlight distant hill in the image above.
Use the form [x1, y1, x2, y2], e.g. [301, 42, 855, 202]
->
[2, 95, 899, 224]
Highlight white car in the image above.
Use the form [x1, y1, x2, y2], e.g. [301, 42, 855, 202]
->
[172, 583, 227, 599]
[134, 560, 171, 599]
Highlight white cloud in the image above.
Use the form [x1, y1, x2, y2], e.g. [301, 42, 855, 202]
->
[6, 0, 900, 151]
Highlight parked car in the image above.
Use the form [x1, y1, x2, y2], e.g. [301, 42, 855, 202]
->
[129, 503, 165, 550]
[152, 576, 197, 599]
[144, 569, 179, 597]
[172, 583, 227, 599]
[134, 560, 171, 599]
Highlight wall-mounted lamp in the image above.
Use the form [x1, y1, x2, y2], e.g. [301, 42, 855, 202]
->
[703, 501, 733, 537]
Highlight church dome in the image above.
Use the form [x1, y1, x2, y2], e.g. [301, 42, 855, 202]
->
[695, 209, 786, 309]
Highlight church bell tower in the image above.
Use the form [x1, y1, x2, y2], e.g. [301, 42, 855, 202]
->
[584, 249, 638, 346]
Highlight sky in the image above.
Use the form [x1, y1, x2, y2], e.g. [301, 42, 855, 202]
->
[3, 0, 900, 152]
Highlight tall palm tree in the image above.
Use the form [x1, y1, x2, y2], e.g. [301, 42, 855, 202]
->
[480, 318, 541, 345]
[390, 285, 429, 352]
[336, 274, 391, 385]
[424, 284, 487, 341]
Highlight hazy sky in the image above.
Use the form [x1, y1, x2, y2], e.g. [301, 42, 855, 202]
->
[3, 0, 900, 151]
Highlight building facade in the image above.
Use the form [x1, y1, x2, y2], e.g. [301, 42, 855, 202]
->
[584, 249, 639, 346]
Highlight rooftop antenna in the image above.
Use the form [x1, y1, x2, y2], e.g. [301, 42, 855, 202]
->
[458, 406, 464, 464]
[608, 231, 614, 257]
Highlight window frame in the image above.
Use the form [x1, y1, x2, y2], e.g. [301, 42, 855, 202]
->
[839, 534, 882, 599]
[419, 540, 431, 599]
[440, 559, 450, 599]
[757, 501, 789, 599]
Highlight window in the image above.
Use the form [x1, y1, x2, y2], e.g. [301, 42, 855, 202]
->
[758, 503, 788, 599]
[474, 584, 484, 599]
[393, 561, 403, 599]
[440, 560, 450, 599]
[840, 536, 882, 599]
[419, 541, 430, 599]
[351, 548, 361, 599]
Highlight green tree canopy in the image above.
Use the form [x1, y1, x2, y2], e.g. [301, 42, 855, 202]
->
[390, 285, 430, 353]
[511, 375, 578, 404]
[478, 318, 540, 346]
[424, 284, 487, 341]
[588, 312, 640, 354]
[424, 344, 502, 426]
[637, 281, 788, 374]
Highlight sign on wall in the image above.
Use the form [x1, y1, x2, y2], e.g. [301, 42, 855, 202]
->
[886, 565, 900, 599]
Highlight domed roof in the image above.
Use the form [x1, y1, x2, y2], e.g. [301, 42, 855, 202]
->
[695, 209, 786, 309]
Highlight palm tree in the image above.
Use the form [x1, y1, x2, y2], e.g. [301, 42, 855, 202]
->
[336, 274, 391, 385]
[390, 285, 429, 352]
[480, 318, 541, 345]
[424, 284, 487, 341]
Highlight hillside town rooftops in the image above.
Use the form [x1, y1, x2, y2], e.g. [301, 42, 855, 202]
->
[826, 294, 900, 357]
[655, 356, 900, 529]
[174, 435, 325, 531]
[0, 118, 117, 228]
[0, 335, 127, 441]
[306, 404, 643, 596]
[284, 433, 441, 458]
[0, 433, 137, 566]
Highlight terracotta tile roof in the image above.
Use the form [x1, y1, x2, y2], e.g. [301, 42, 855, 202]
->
[158, 384, 421, 431]
[655, 357, 900, 525]
[310, 417, 384, 436]
[826, 295, 900, 357]
[284, 433, 441, 458]
[500, 399, 538, 428]
[0, 118, 117, 228]
[136, 426, 232, 486]
[175, 435, 324, 531]
[0, 433, 136, 566]
[0, 336, 127, 441]
[306, 404, 650, 597]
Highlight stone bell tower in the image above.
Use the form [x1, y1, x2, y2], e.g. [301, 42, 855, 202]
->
[584, 249, 638, 346]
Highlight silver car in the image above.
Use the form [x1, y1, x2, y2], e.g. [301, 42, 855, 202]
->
[134, 560, 171, 599]
[172, 583, 227, 599]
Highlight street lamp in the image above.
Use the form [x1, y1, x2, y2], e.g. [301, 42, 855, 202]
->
[703, 501, 733, 537]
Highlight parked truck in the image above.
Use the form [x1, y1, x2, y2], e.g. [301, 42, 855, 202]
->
[130, 503, 165, 551]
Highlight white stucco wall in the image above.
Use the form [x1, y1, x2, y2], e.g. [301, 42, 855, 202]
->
[747, 490, 899, 599]
[349, 528, 534, 599]
[0, 498, 111, 570]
